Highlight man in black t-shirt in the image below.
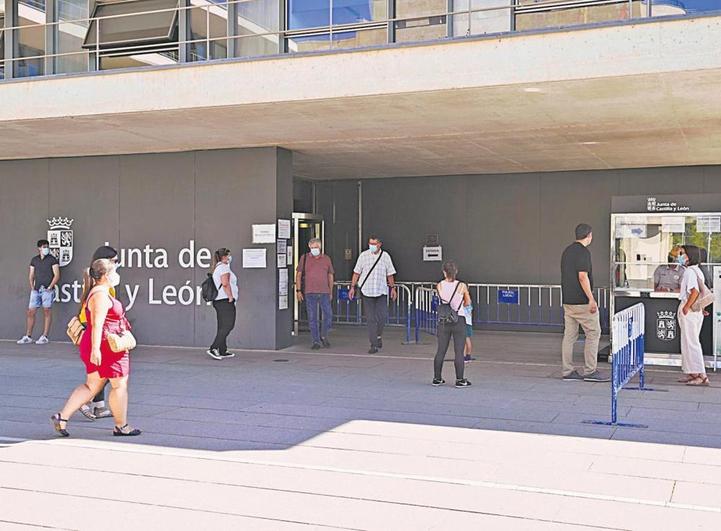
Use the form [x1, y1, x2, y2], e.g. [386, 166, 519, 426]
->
[17, 239, 60, 345]
[560, 224, 608, 382]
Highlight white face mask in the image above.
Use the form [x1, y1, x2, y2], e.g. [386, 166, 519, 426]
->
[227, 255, 233, 264]
[41, 247, 50, 256]
[310, 247, 321, 257]
[108, 268, 121, 287]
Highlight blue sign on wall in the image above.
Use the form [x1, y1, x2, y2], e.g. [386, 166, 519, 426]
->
[498, 289, 520, 305]
[338, 287, 350, 301]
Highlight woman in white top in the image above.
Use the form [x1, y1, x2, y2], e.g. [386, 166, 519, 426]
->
[677, 245, 709, 386]
[433, 261, 472, 388]
[207, 248, 239, 360]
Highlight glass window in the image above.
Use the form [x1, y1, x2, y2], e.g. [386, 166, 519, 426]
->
[84, 0, 178, 51]
[394, 0, 447, 43]
[0, 5, 5, 80]
[452, 0, 511, 37]
[331, 26, 386, 48]
[55, 0, 90, 74]
[514, 0, 644, 32]
[288, 0, 329, 30]
[15, 0, 47, 77]
[333, 0, 387, 25]
[651, 1, 721, 18]
[188, 0, 228, 61]
[232, 0, 279, 58]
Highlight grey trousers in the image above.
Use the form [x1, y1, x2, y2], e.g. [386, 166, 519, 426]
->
[363, 295, 388, 347]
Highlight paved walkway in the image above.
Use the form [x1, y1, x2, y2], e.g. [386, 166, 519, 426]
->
[1, 328, 721, 529]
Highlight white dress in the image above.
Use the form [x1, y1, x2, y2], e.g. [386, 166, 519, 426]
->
[677, 265, 706, 375]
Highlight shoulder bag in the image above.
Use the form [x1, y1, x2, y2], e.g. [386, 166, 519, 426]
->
[357, 250, 385, 294]
[691, 269, 714, 312]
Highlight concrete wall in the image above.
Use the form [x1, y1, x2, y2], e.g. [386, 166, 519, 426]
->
[318, 165, 721, 286]
[0, 148, 293, 349]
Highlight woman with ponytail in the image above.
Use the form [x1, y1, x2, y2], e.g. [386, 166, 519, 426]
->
[51, 258, 141, 437]
[207, 248, 238, 360]
[78, 246, 119, 420]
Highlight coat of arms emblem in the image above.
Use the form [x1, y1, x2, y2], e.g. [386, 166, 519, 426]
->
[656, 310, 676, 341]
[47, 217, 74, 267]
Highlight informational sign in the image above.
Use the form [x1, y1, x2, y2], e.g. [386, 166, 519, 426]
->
[252, 224, 276, 244]
[661, 216, 685, 233]
[277, 239, 287, 254]
[276, 253, 286, 268]
[278, 268, 289, 309]
[344, 248, 353, 261]
[615, 224, 647, 239]
[278, 219, 291, 239]
[498, 289, 520, 305]
[697, 216, 721, 233]
[287, 245, 293, 265]
[242, 248, 266, 268]
[423, 246, 443, 262]
[337, 286, 350, 301]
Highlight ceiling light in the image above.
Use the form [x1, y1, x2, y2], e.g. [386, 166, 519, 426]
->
[580, 141, 600, 145]
[523, 87, 542, 93]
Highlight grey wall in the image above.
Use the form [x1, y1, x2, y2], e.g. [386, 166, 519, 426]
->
[0, 147, 293, 350]
[317, 166, 721, 286]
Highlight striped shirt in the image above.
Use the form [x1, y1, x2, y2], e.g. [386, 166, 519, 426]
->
[354, 250, 397, 297]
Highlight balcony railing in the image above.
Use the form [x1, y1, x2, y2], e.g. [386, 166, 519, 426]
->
[0, 0, 719, 81]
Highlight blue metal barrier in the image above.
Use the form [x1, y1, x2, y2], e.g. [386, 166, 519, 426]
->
[414, 287, 439, 341]
[584, 302, 652, 428]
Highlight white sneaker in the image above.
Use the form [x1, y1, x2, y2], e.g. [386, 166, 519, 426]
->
[17, 335, 33, 345]
[35, 335, 49, 345]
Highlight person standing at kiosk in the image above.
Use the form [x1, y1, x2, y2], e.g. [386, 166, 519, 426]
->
[560, 224, 609, 382]
[678, 245, 710, 386]
[653, 245, 685, 292]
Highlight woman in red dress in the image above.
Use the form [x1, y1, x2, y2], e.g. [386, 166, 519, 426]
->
[51, 258, 141, 437]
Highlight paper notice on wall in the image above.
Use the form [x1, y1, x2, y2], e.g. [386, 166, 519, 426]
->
[287, 245, 293, 265]
[252, 224, 276, 244]
[279, 268, 288, 292]
[278, 219, 291, 239]
[278, 269, 289, 310]
[242, 248, 266, 268]
[697, 216, 721, 233]
[661, 216, 685, 233]
[277, 239, 287, 254]
[277, 253, 286, 268]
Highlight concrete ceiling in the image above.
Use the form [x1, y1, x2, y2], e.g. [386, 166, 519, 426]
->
[2, 65, 721, 179]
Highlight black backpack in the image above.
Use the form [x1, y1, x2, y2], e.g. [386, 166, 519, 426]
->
[437, 281, 462, 324]
[201, 273, 218, 303]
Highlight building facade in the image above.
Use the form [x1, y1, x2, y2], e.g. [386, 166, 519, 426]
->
[1, 1, 721, 348]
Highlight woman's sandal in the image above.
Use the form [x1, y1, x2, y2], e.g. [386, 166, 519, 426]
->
[113, 424, 142, 437]
[686, 375, 710, 386]
[51, 413, 70, 437]
[678, 374, 695, 383]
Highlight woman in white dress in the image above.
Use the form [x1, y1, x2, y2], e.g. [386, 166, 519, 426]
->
[677, 245, 710, 386]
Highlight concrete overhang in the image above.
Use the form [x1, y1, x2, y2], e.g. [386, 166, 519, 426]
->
[1, 14, 721, 179]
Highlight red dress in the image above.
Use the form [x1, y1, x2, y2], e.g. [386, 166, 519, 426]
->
[79, 291, 131, 378]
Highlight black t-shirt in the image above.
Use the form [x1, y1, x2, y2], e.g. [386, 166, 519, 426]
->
[30, 254, 59, 290]
[561, 242, 593, 305]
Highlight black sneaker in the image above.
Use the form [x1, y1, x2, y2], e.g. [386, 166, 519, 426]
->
[455, 379, 472, 388]
[583, 370, 610, 382]
[377, 337, 383, 349]
[311, 343, 321, 350]
[563, 370, 584, 381]
[432, 378, 445, 386]
[368, 346, 378, 354]
[219, 351, 236, 359]
[321, 337, 331, 348]
[206, 349, 222, 360]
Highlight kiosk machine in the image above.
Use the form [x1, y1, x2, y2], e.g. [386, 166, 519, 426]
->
[611, 194, 721, 370]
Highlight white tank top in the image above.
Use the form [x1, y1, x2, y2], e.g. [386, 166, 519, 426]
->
[438, 280, 464, 316]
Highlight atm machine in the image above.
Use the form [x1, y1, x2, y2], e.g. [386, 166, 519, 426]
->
[611, 194, 721, 370]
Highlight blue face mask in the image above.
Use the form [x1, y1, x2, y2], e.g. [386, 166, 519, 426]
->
[677, 254, 686, 266]
[41, 247, 50, 256]
[310, 248, 321, 257]
[369, 244, 378, 253]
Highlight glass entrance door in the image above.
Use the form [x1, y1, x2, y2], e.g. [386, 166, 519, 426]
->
[293, 213, 324, 334]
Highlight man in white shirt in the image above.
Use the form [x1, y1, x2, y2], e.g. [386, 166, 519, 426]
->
[349, 235, 397, 354]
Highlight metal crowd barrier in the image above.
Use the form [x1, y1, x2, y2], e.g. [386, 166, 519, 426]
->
[414, 287, 439, 341]
[297, 281, 414, 343]
[584, 302, 650, 428]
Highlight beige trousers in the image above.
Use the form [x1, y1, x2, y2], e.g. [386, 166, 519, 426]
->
[562, 304, 601, 376]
